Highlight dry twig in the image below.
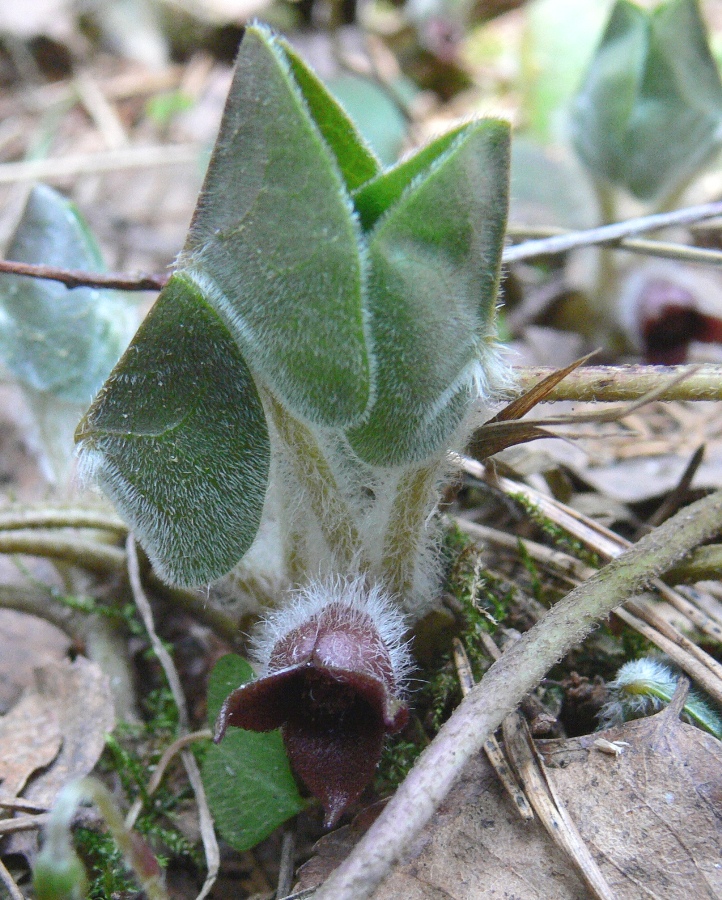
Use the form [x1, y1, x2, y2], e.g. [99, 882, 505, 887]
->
[126, 536, 219, 900]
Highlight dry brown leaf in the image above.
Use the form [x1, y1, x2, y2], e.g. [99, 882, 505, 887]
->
[21, 657, 115, 808]
[296, 754, 590, 899]
[0, 693, 61, 800]
[538, 707, 722, 899]
[298, 702, 722, 899]
[5, 657, 114, 857]
[0, 609, 71, 714]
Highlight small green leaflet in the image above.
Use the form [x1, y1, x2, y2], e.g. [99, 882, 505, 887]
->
[201, 655, 306, 852]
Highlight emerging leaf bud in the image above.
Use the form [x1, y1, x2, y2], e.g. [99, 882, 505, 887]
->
[214, 577, 412, 826]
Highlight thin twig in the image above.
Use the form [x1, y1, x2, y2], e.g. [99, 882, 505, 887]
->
[452, 638, 534, 822]
[0, 530, 125, 574]
[276, 828, 297, 900]
[0, 143, 199, 184]
[513, 364, 722, 402]
[0, 258, 166, 292]
[0, 857, 26, 900]
[503, 200, 722, 262]
[313, 488, 722, 900]
[0, 798, 47, 814]
[126, 536, 219, 900]
[463, 460, 722, 647]
[0, 813, 48, 835]
[507, 224, 722, 267]
[125, 730, 213, 830]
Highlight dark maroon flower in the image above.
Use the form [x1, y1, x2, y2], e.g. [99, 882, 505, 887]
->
[214, 579, 411, 827]
[634, 277, 722, 364]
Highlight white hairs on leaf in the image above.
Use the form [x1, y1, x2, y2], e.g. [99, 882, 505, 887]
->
[598, 657, 722, 738]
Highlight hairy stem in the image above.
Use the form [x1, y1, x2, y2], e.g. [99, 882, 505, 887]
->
[264, 392, 363, 572]
[379, 461, 441, 600]
[514, 364, 722, 402]
[0, 530, 125, 573]
[314, 487, 722, 900]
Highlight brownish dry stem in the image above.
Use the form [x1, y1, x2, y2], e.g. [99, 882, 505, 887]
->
[0, 257, 166, 291]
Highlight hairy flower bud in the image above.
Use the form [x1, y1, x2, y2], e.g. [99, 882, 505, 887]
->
[214, 578, 412, 826]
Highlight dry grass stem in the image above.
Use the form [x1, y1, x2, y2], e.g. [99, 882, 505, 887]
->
[452, 638, 534, 821]
[514, 364, 722, 402]
[126, 536, 219, 900]
[504, 200, 722, 262]
[502, 712, 616, 900]
[0, 144, 199, 184]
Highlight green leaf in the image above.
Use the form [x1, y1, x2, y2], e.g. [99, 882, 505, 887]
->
[571, 0, 722, 201]
[0, 184, 136, 403]
[347, 119, 510, 466]
[279, 39, 380, 191]
[324, 73, 415, 167]
[181, 24, 370, 428]
[76, 274, 270, 586]
[352, 123, 467, 232]
[202, 655, 306, 852]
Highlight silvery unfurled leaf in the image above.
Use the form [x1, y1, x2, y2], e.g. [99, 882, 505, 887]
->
[0, 184, 137, 403]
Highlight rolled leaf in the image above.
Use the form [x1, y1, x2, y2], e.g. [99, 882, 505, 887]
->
[76, 274, 270, 586]
[0, 184, 136, 403]
[352, 123, 466, 232]
[571, 0, 722, 201]
[348, 119, 510, 466]
[181, 25, 370, 428]
[279, 39, 380, 192]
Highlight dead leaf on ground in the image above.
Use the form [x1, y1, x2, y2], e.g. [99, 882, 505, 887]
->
[5, 656, 114, 857]
[21, 657, 115, 808]
[0, 609, 71, 713]
[538, 707, 722, 899]
[296, 753, 590, 899]
[298, 702, 722, 899]
[0, 693, 61, 801]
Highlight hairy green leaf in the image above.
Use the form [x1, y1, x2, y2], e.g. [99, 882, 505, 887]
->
[181, 25, 370, 428]
[0, 184, 136, 403]
[571, 0, 722, 201]
[352, 123, 466, 232]
[279, 39, 380, 191]
[202, 655, 306, 852]
[76, 274, 270, 586]
[348, 119, 510, 466]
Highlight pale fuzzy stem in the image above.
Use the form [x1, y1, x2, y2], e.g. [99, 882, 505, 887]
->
[514, 364, 722, 403]
[379, 460, 442, 603]
[314, 487, 722, 900]
[283, 526, 310, 587]
[263, 390, 364, 573]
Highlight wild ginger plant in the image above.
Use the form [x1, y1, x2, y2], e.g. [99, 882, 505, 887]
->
[76, 24, 510, 828]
